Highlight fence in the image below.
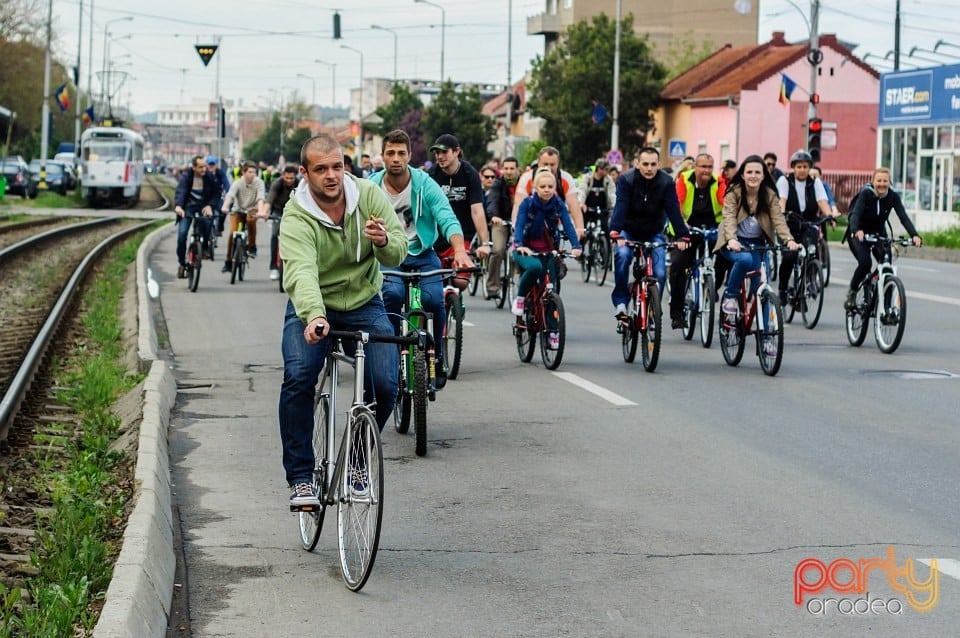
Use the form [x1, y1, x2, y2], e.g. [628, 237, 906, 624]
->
[822, 170, 874, 213]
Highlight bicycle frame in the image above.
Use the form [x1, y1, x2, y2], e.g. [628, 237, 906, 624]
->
[622, 240, 666, 332]
[736, 250, 777, 335]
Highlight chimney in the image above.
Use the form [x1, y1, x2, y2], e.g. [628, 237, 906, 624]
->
[771, 31, 787, 46]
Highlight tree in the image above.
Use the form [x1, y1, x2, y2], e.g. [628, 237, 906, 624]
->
[526, 13, 667, 171]
[243, 113, 283, 164]
[420, 80, 495, 168]
[371, 84, 423, 138]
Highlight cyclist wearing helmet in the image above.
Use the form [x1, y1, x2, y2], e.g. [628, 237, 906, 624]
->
[776, 149, 837, 303]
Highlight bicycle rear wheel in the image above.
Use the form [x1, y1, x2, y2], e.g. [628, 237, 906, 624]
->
[596, 236, 610, 286]
[469, 256, 484, 296]
[700, 275, 715, 349]
[681, 276, 697, 341]
[497, 255, 512, 309]
[515, 296, 536, 362]
[640, 283, 662, 373]
[394, 351, 410, 433]
[413, 349, 429, 456]
[845, 285, 869, 347]
[818, 237, 831, 287]
[337, 409, 384, 592]
[784, 267, 798, 324]
[801, 259, 824, 329]
[443, 292, 464, 380]
[622, 282, 639, 363]
[300, 394, 329, 551]
[719, 299, 745, 366]
[580, 236, 593, 283]
[539, 292, 565, 370]
[187, 240, 201, 292]
[874, 275, 906, 354]
[757, 290, 784, 377]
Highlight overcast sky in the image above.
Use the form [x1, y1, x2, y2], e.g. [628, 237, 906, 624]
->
[47, 0, 960, 114]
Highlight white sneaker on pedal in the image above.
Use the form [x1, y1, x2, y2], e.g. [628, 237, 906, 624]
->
[270, 269, 280, 281]
[289, 481, 320, 508]
[511, 296, 525, 317]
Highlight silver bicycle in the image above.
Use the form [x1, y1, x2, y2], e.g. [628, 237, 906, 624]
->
[296, 324, 421, 591]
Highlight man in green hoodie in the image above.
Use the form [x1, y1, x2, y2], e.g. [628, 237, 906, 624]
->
[368, 129, 475, 390]
[279, 134, 407, 508]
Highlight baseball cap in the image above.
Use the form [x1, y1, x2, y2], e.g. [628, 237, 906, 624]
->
[429, 134, 460, 152]
[206, 156, 218, 165]
[722, 159, 737, 169]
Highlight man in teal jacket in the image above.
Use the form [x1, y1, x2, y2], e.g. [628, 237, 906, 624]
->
[368, 129, 475, 389]
[279, 134, 407, 508]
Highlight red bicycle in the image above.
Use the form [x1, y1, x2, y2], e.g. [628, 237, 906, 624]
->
[512, 250, 570, 370]
[617, 239, 672, 372]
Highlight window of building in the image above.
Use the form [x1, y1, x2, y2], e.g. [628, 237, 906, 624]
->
[719, 142, 730, 162]
[547, 0, 557, 14]
[921, 126, 935, 150]
[937, 126, 953, 150]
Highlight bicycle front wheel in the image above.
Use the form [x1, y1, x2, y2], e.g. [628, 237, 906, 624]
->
[515, 297, 536, 362]
[681, 276, 697, 341]
[801, 259, 824, 329]
[497, 255, 512, 309]
[539, 292, 565, 370]
[757, 290, 784, 377]
[300, 394, 329, 551]
[719, 299, 745, 367]
[413, 349, 429, 456]
[622, 282, 639, 363]
[394, 351, 410, 434]
[580, 236, 593, 283]
[845, 285, 869, 347]
[469, 257, 484, 296]
[784, 266, 798, 324]
[640, 283, 662, 372]
[443, 292, 464, 380]
[874, 275, 907, 354]
[819, 238, 831, 287]
[230, 236, 243, 284]
[700, 275, 715, 349]
[187, 241, 201, 292]
[596, 236, 610, 286]
[338, 409, 384, 592]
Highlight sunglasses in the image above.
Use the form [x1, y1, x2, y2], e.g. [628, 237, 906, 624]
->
[482, 173, 495, 179]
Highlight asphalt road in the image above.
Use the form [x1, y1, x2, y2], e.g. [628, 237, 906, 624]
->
[152, 233, 960, 638]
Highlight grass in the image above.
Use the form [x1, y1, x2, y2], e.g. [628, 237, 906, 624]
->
[0, 190, 85, 209]
[0, 235, 146, 637]
[921, 226, 960, 249]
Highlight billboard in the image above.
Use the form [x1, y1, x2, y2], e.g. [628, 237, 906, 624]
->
[879, 64, 960, 125]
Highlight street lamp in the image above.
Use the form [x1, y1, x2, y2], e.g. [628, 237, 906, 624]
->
[340, 44, 364, 119]
[297, 73, 316, 106]
[371, 25, 398, 84]
[314, 59, 337, 107]
[100, 16, 133, 112]
[414, 0, 445, 82]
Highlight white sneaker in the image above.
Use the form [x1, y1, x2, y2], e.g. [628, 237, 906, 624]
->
[614, 303, 627, 318]
[269, 269, 280, 281]
[511, 297, 525, 317]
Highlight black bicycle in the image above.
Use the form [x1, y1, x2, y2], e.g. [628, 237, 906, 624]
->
[783, 217, 829, 329]
[579, 206, 610, 286]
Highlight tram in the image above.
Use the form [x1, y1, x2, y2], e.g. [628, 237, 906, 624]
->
[80, 126, 145, 207]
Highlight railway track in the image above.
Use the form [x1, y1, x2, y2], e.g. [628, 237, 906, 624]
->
[0, 218, 156, 588]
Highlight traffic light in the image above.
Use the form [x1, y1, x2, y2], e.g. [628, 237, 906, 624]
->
[807, 117, 823, 163]
[809, 93, 820, 105]
[333, 12, 341, 39]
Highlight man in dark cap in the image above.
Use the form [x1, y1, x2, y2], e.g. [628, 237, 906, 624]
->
[427, 134, 490, 259]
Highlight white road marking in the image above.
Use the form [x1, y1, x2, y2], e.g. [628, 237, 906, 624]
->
[463, 320, 475, 327]
[919, 558, 960, 582]
[898, 264, 940, 273]
[552, 372, 637, 406]
[911, 291, 960, 307]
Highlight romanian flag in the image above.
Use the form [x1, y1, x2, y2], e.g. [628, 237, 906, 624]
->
[83, 105, 95, 125]
[779, 74, 797, 106]
[53, 82, 70, 112]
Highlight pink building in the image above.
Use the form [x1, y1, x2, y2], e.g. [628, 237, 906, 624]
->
[653, 32, 879, 174]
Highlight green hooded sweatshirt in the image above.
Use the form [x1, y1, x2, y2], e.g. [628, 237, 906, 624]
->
[280, 173, 407, 324]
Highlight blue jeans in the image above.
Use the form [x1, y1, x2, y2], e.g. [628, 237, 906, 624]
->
[720, 238, 765, 300]
[176, 209, 212, 267]
[278, 296, 398, 485]
[513, 251, 556, 297]
[611, 231, 666, 307]
[381, 250, 445, 365]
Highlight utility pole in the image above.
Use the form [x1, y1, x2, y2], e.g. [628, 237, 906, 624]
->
[808, 0, 820, 123]
[505, 0, 513, 155]
[74, 0, 83, 153]
[39, 0, 53, 188]
[610, 0, 621, 152]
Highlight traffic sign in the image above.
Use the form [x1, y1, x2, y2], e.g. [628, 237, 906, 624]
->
[606, 149, 623, 166]
[668, 139, 687, 159]
[195, 44, 219, 67]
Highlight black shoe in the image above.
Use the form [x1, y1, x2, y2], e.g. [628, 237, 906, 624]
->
[485, 292, 500, 300]
[435, 367, 447, 390]
[671, 318, 684, 330]
[177, 266, 186, 279]
[248, 247, 257, 258]
[221, 261, 232, 273]
[843, 289, 856, 311]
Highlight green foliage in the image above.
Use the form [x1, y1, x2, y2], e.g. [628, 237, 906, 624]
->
[519, 139, 547, 170]
[923, 226, 960, 249]
[285, 126, 314, 165]
[243, 113, 284, 164]
[371, 84, 424, 138]
[421, 81, 496, 168]
[527, 13, 667, 171]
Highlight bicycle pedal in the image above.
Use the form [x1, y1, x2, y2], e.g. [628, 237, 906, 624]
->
[289, 504, 320, 513]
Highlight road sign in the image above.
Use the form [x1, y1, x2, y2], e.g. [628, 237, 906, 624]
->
[606, 149, 623, 166]
[195, 44, 219, 67]
[668, 139, 687, 159]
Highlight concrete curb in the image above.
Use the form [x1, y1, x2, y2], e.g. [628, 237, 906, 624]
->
[93, 222, 177, 638]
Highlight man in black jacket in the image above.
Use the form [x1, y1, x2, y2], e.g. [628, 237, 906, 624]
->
[173, 155, 219, 278]
[609, 147, 689, 318]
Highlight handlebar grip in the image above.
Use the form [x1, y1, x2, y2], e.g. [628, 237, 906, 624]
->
[314, 324, 421, 345]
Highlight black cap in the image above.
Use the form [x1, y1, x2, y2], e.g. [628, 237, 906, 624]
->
[723, 159, 737, 169]
[429, 134, 460, 152]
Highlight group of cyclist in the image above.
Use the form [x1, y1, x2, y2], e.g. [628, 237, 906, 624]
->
[269, 129, 924, 509]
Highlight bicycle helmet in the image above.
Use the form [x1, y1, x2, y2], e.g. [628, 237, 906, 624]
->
[789, 150, 813, 167]
[206, 155, 218, 165]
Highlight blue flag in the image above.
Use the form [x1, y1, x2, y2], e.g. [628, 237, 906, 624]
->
[591, 101, 608, 125]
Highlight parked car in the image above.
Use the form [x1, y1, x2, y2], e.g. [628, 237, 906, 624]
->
[1, 157, 39, 199]
[28, 159, 69, 195]
[54, 152, 79, 190]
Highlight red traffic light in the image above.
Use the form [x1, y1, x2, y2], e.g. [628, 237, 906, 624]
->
[809, 93, 820, 105]
[808, 117, 823, 133]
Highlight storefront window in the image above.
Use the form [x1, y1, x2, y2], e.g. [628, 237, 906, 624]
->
[919, 155, 933, 210]
[921, 127, 935, 150]
[937, 126, 954, 149]
[881, 129, 892, 170]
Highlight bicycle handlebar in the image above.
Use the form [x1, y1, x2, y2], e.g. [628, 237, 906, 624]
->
[314, 324, 423, 346]
[382, 268, 476, 280]
[687, 226, 718, 238]
[861, 234, 912, 246]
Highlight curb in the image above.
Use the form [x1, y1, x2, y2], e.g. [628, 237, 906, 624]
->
[93, 222, 177, 638]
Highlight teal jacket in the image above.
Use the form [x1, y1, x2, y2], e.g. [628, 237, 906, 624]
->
[279, 173, 407, 323]
[367, 167, 463, 255]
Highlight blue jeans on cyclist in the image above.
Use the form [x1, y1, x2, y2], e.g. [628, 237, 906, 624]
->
[380, 250, 445, 369]
[720, 237, 765, 309]
[611, 231, 667, 309]
[278, 296, 398, 486]
[176, 205, 212, 267]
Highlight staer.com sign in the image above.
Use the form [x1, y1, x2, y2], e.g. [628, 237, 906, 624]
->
[879, 63, 960, 125]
